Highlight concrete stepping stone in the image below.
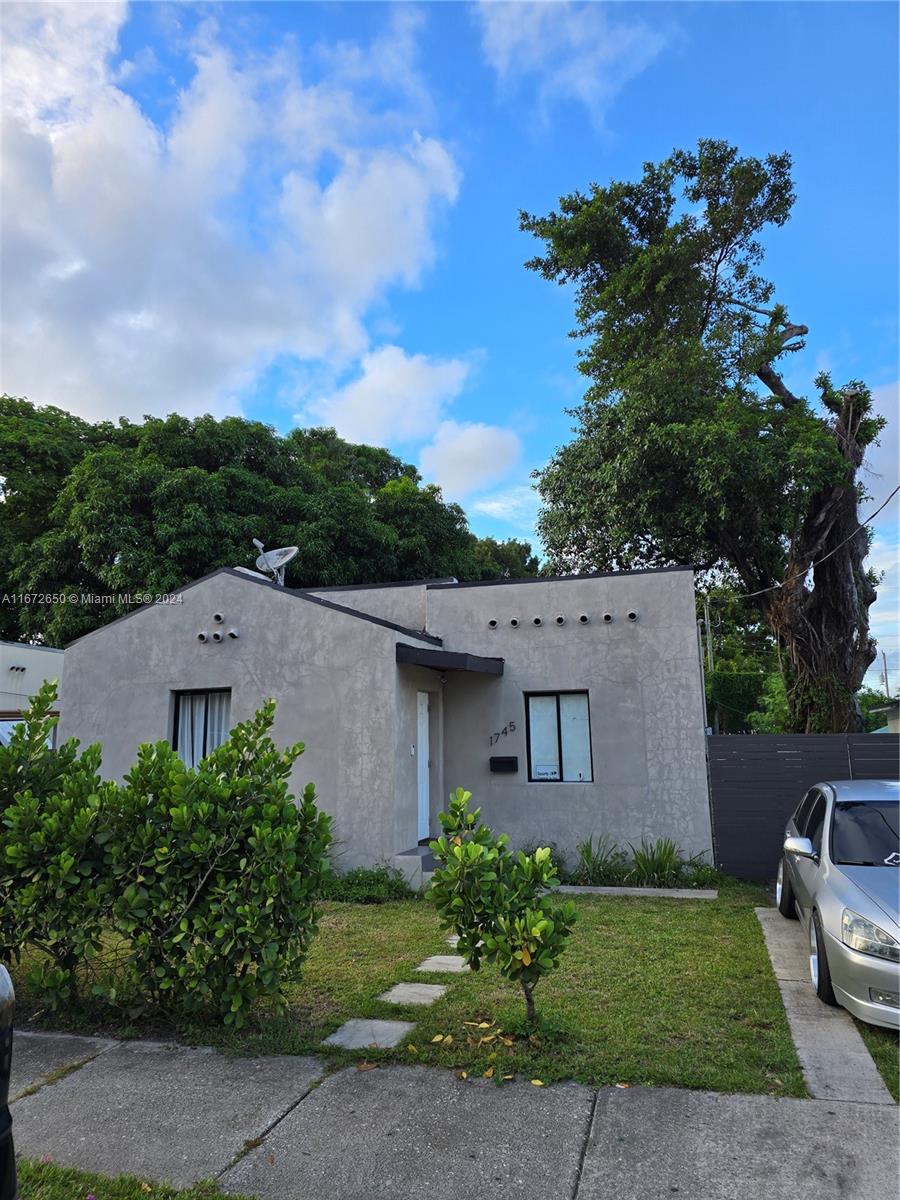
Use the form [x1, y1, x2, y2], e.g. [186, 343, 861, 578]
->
[322, 1019, 416, 1050]
[416, 954, 470, 974]
[377, 983, 447, 1006]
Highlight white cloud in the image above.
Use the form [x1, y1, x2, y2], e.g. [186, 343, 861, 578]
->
[419, 420, 521, 500]
[471, 483, 541, 531]
[310, 345, 470, 445]
[0, 3, 461, 422]
[475, 1, 669, 123]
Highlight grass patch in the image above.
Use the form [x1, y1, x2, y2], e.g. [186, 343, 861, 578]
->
[12, 882, 804, 1096]
[16, 1159, 256, 1199]
[855, 1020, 899, 1101]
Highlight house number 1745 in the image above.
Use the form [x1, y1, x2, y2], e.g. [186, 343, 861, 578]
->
[489, 721, 516, 745]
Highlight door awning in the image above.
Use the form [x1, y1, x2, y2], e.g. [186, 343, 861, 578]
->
[396, 643, 504, 675]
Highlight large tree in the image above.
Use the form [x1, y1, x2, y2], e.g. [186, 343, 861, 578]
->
[0, 403, 537, 645]
[522, 140, 886, 732]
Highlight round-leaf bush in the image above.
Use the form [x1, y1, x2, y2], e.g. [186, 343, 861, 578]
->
[108, 699, 331, 1026]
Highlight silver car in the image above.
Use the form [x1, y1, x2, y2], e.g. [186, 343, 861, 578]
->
[776, 779, 899, 1030]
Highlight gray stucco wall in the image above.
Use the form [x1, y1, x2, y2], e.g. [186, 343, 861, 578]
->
[307, 582, 429, 634]
[426, 569, 712, 861]
[58, 573, 433, 868]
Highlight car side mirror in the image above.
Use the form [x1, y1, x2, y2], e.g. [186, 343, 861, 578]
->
[784, 835, 817, 861]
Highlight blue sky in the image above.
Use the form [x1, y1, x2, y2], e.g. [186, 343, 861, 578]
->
[1, 1, 897, 688]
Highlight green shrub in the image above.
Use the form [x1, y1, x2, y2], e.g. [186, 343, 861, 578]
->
[320, 864, 415, 904]
[429, 788, 577, 1025]
[0, 682, 117, 1010]
[108, 700, 331, 1027]
[569, 834, 630, 886]
[628, 836, 683, 887]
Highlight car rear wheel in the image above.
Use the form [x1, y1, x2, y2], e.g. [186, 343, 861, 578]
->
[776, 858, 797, 918]
[809, 910, 837, 1005]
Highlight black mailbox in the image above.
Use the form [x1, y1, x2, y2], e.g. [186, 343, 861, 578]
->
[489, 756, 518, 774]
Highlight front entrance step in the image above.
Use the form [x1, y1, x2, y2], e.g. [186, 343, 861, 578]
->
[322, 1019, 416, 1051]
[393, 846, 437, 889]
[377, 983, 447, 1006]
[416, 955, 470, 974]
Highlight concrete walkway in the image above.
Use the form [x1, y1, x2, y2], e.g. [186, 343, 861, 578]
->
[756, 907, 894, 1105]
[12, 1031, 898, 1199]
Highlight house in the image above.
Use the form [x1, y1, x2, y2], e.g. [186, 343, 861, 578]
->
[0, 639, 64, 746]
[871, 699, 899, 734]
[57, 565, 712, 880]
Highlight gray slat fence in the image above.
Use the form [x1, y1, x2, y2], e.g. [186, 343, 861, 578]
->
[707, 734, 900, 880]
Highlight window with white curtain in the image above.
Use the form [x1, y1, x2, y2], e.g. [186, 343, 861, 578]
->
[173, 690, 231, 767]
[525, 692, 592, 782]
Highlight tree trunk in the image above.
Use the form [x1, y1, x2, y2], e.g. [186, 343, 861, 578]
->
[521, 979, 536, 1025]
[761, 389, 877, 732]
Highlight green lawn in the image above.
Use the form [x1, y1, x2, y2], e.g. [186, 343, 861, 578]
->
[855, 1020, 899, 1101]
[13, 882, 806, 1097]
[17, 1160, 254, 1199]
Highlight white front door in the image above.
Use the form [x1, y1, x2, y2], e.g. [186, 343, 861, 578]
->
[417, 691, 430, 842]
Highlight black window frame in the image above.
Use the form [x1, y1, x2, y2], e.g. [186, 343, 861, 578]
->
[172, 688, 231, 764]
[523, 690, 593, 784]
[804, 793, 828, 856]
[793, 789, 818, 833]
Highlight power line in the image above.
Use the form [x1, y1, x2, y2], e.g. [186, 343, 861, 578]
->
[738, 484, 900, 600]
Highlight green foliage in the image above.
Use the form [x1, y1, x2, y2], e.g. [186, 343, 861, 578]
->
[628, 837, 683, 888]
[569, 834, 630, 886]
[321, 864, 415, 904]
[747, 673, 792, 733]
[0, 682, 117, 1010]
[522, 139, 884, 732]
[707, 671, 767, 733]
[109, 701, 331, 1026]
[428, 788, 577, 1024]
[0, 689, 331, 1026]
[0, 403, 537, 643]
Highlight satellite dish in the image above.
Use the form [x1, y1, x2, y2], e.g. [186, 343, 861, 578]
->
[252, 540, 298, 587]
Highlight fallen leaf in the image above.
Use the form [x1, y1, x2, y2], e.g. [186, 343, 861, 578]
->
[140, 1187, 152, 1194]
[500, 1037, 514, 1046]
[442, 1034, 454, 1045]
[487, 1051, 497, 1062]
[483, 1066, 494, 1079]
[615, 1082, 630, 1089]
[458, 1071, 468, 1080]
[530, 1079, 545, 1087]
[480, 1034, 496, 1044]
[431, 1034, 444, 1043]
[478, 1021, 491, 1029]
[357, 1061, 378, 1071]
[503, 1074, 515, 1080]
[407, 1044, 418, 1054]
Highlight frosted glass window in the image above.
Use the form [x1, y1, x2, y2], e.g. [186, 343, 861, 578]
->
[527, 695, 561, 780]
[560, 693, 591, 782]
[526, 692, 592, 783]
[173, 690, 231, 767]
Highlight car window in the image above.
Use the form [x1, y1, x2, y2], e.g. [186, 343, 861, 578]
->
[831, 801, 900, 866]
[793, 790, 817, 831]
[805, 795, 827, 855]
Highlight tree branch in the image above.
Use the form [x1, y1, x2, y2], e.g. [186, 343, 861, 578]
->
[757, 363, 802, 407]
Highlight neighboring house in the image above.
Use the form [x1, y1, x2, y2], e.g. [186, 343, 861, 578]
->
[57, 565, 712, 879]
[871, 699, 899, 734]
[0, 639, 64, 746]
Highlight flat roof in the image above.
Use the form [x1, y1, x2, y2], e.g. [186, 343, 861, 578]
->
[0, 639, 64, 654]
[425, 565, 694, 590]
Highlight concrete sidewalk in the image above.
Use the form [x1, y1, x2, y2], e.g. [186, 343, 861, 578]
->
[12, 1031, 899, 1199]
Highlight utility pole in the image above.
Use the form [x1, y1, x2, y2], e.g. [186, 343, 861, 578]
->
[883, 650, 891, 698]
[703, 597, 715, 673]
